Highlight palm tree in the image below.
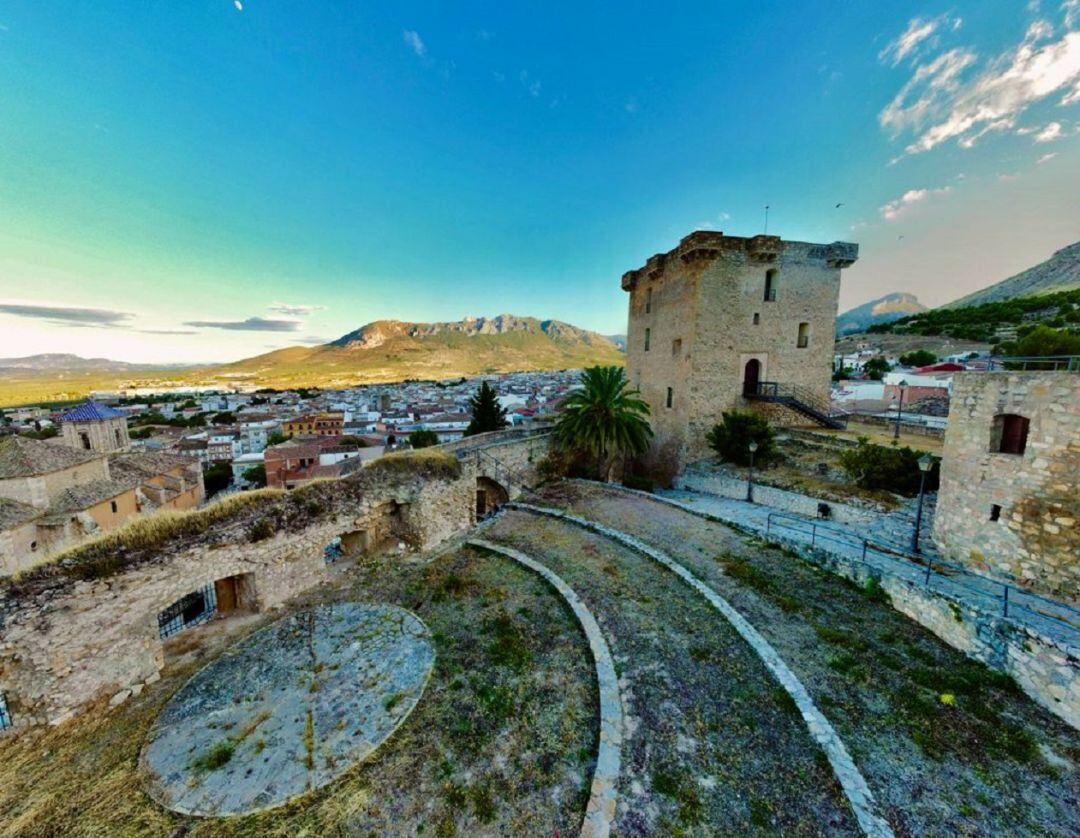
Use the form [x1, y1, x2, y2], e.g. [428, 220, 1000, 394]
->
[553, 366, 653, 480]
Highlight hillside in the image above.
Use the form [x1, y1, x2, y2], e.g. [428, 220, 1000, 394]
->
[836, 292, 926, 335]
[213, 315, 624, 388]
[867, 287, 1080, 343]
[944, 241, 1080, 308]
[0, 315, 624, 406]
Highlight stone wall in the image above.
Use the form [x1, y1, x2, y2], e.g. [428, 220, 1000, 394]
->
[674, 470, 877, 526]
[934, 372, 1079, 602]
[622, 231, 857, 465]
[61, 416, 130, 453]
[0, 438, 541, 730]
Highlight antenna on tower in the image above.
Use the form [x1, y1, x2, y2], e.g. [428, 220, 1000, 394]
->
[763, 205, 770, 235]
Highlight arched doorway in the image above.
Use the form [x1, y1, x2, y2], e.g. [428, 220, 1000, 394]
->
[476, 476, 510, 518]
[743, 359, 761, 396]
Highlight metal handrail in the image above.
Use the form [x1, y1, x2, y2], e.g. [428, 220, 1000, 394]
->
[749, 381, 850, 426]
[987, 355, 1079, 372]
[763, 511, 1080, 631]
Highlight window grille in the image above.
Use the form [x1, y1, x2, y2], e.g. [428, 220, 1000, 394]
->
[0, 692, 12, 731]
[157, 583, 217, 639]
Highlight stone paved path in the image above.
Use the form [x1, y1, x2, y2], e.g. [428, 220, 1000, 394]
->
[468, 539, 622, 838]
[582, 481, 1079, 650]
[510, 502, 894, 838]
[142, 603, 435, 816]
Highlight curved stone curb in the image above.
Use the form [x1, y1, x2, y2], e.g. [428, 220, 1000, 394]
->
[505, 503, 893, 838]
[467, 538, 622, 838]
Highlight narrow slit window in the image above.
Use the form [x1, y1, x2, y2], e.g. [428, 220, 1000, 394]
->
[672, 338, 682, 356]
[666, 387, 673, 408]
[764, 269, 777, 302]
[645, 287, 652, 314]
[644, 328, 651, 352]
[989, 504, 1002, 522]
[797, 322, 810, 348]
[110, 500, 118, 514]
[753, 312, 760, 325]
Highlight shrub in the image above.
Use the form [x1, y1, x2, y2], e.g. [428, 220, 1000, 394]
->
[838, 438, 939, 496]
[706, 411, 777, 466]
[622, 474, 654, 492]
[862, 357, 891, 380]
[250, 518, 275, 542]
[898, 349, 937, 367]
[408, 429, 439, 449]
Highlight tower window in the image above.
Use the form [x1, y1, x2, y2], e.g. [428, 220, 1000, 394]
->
[645, 287, 652, 314]
[666, 387, 673, 408]
[79, 432, 91, 450]
[797, 322, 810, 348]
[110, 500, 118, 514]
[991, 414, 1029, 455]
[115, 428, 122, 446]
[644, 328, 651, 352]
[764, 269, 777, 302]
[753, 313, 760, 325]
[672, 338, 682, 355]
[989, 504, 1002, 522]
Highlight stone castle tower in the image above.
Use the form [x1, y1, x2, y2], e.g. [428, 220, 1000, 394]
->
[621, 230, 858, 465]
[60, 401, 132, 453]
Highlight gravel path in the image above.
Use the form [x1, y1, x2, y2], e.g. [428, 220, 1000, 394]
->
[483, 508, 858, 836]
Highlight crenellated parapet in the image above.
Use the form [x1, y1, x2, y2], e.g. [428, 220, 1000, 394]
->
[621, 231, 858, 291]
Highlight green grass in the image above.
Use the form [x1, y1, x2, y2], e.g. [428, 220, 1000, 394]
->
[190, 739, 236, 773]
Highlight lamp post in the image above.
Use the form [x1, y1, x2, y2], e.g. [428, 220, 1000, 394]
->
[746, 441, 758, 502]
[911, 453, 934, 554]
[893, 379, 908, 440]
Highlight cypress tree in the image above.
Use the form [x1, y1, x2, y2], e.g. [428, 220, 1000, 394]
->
[465, 381, 509, 436]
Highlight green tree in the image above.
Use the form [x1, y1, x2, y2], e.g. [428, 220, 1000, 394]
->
[212, 411, 237, 425]
[1008, 325, 1080, 357]
[408, 429, 439, 449]
[898, 349, 937, 367]
[862, 357, 891, 380]
[266, 430, 287, 447]
[838, 439, 939, 496]
[242, 464, 267, 487]
[338, 434, 370, 448]
[832, 366, 854, 382]
[553, 366, 653, 481]
[202, 462, 233, 497]
[705, 411, 776, 466]
[464, 381, 509, 437]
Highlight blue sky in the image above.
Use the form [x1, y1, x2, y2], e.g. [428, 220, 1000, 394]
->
[1, 1, 1078, 363]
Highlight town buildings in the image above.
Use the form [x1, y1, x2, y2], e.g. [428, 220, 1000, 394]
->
[622, 230, 858, 464]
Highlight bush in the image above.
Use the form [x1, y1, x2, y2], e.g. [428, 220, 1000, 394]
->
[898, 350, 937, 367]
[408, 429, 439, 449]
[242, 464, 267, 487]
[839, 438, 939, 496]
[706, 411, 777, 466]
[622, 474, 654, 493]
[862, 357, 891, 380]
[250, 518, 275, 542]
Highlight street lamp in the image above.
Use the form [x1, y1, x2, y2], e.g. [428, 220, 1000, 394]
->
[746, 440, 759, 502]
[893, 379, 908, 440]
[911, 453, 934, 554]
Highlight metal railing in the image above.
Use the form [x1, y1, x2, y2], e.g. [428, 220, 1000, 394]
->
[747, 381, 850, 428]
[987, 355, 1079, 372]
[470, 448, 531, 495]
[763, 511, 1080, 633]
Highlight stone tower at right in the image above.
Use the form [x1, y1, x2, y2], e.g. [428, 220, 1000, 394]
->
[621, 230, 858, 466]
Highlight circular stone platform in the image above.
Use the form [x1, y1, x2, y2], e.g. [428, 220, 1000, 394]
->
[142, 603, 435, 816]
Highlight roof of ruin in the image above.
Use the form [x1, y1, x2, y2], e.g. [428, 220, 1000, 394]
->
[0, 435, 103, 479]
[108, 451, 200, 488]
[44, 478, 132, 519]
[0, 496, 41, 528]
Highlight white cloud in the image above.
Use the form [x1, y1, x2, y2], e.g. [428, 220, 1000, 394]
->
[268, 302, 325, 317]
[233, 1, 242, 10]
[519, 70, 542, 98]
[1034, 120, 1064, 140]
[1037, 150, 1059, 162]
[879, 18, 1080, 157]
[879, 186, 953, 221]
[879, 15, 962, 66]
[1066, 0, 1080, 28]
[403, 30, 426, 58]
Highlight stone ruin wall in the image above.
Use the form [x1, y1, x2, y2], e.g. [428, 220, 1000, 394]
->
[0, 436, 550, 729]
[934, 372, 1079, 602]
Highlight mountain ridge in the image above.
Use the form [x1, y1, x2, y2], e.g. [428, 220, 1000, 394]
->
[836, 292, 927, 335]
[943, 241, 1080, 309]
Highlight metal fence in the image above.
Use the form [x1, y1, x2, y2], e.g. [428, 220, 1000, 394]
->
[0, 692, 11, 730]
[157, 582, 218, 639]
[763, 511, 1080, 633]
[987, 355, 1080, 372]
